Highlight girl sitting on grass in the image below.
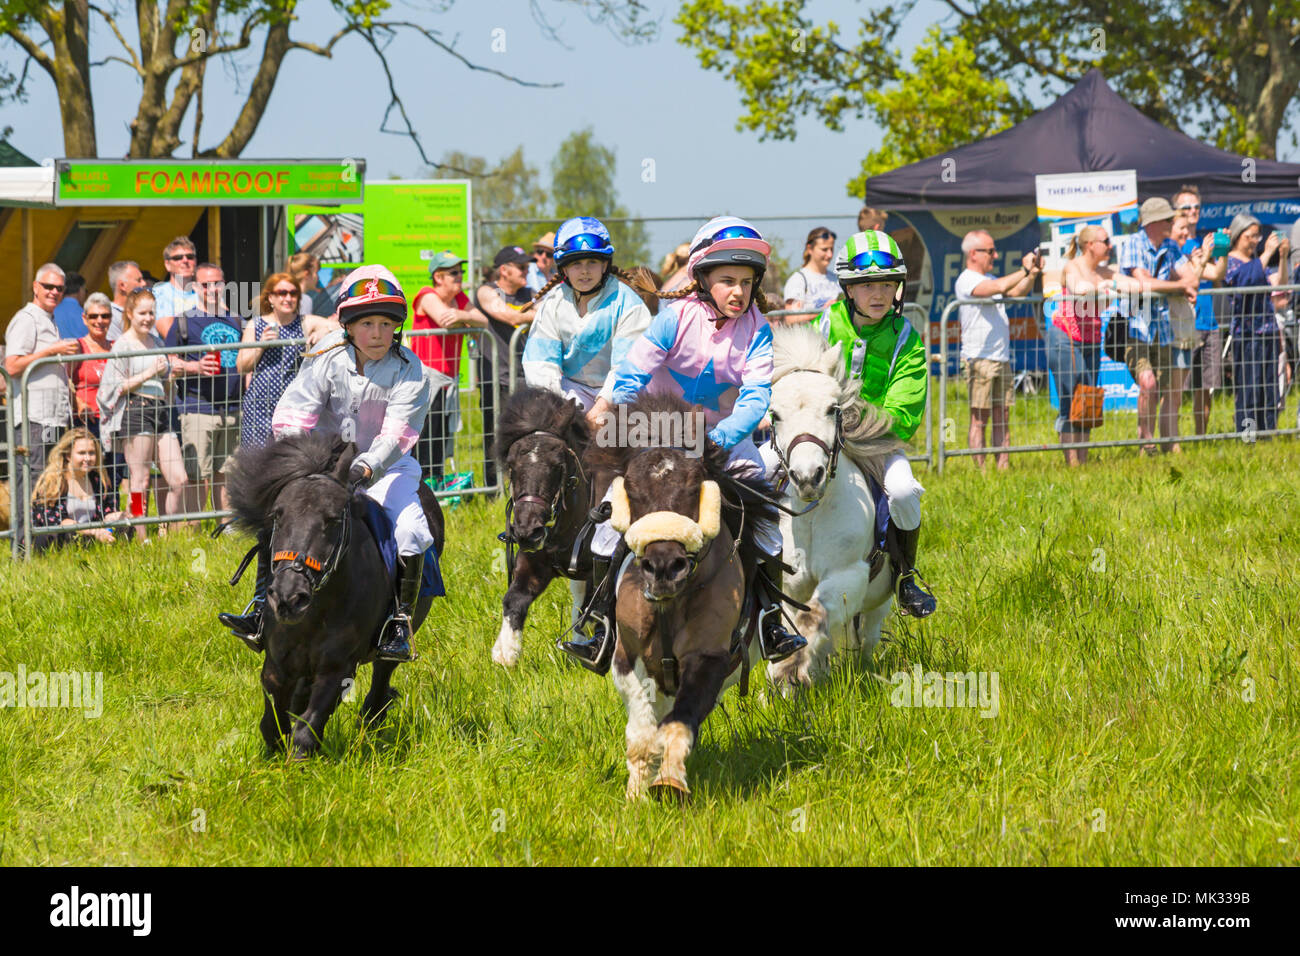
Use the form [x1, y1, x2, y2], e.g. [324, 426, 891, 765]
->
[31, 427, 126, 550]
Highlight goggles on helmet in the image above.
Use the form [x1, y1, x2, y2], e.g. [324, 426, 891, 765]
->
[692, 224, 764, 253]
[342, 277, 404, 301]
[847, 249, 902, 271]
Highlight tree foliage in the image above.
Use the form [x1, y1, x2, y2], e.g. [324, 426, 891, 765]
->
[676, 0, 1300, 196]
[430, 147, 549, 255]
[0, 0, 657, 159]
[549, 128, 650, 266]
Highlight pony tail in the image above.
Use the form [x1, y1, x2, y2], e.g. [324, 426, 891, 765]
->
[523, 272, 565, 312]
[1065, 235, 1080, 260]
[615, 265, 662, 315]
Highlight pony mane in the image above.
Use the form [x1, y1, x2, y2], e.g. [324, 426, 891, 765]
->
[770, 323, 904, 484]
[495, 386, 592, 465]
[226, 432, 353, 535]
[585, 391, 775, 557]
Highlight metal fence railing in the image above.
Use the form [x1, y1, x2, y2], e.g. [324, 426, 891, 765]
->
[4, 327, 501, 559]
[936, 283, 1300, 473]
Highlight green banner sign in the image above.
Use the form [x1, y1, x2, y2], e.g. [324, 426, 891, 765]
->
[55, 159, 365, 205]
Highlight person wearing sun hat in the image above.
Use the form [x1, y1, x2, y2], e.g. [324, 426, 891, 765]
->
[527, 231, 557, 293]
[1116, 196, 1201, 452]
[220, 264, 443, 661]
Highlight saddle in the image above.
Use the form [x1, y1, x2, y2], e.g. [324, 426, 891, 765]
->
[360, 497, 445, 599]
[865, 475, 892, 579]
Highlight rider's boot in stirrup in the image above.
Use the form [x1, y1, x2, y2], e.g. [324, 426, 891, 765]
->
[888, 523, 937, 618]
[219, 538, 272, 652]
[377, 553, 423, 662]
[756, 554, 807, 663]
[560, 544, 624, 675]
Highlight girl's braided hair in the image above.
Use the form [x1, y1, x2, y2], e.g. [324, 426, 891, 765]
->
[522, 263, 655, 312]
[643, 273, 773, 314]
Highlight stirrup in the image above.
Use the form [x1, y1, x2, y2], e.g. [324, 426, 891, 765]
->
[757, 604, 805, 663]
[558, 613, 614, 674]
[376, 611, 418, 662]
[220, 599, 265, 652]
[896, 569, 937, 618]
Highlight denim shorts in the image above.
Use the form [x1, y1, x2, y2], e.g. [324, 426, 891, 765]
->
[1045, 322, 1101, 434]
[1170, 346, 1193, 371]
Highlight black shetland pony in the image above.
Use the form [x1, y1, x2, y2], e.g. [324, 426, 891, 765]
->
[226, 433, 445, 757]
[491, 386, 604, 667]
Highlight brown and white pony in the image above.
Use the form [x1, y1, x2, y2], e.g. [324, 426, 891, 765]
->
[589, 394, 775, 801]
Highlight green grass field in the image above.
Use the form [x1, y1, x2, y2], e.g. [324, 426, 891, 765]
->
[1, 432, 1296, 866]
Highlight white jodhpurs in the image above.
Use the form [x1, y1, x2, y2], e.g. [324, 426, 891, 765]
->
[559, 377, 600, 412]
[591, 437, 781, 558]
[365, 454, 434, 556]
[882, 451, 923, 531]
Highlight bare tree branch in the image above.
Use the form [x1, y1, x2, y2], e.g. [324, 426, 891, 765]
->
[88, 2, 144, 76]
[4, 28, 56, 79]
[381, 20, 563, 88]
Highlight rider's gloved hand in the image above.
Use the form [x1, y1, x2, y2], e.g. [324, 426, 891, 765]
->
[348, 462, 372, 490]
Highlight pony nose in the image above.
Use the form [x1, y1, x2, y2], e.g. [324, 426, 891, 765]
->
[270, 580, 312, 619]
[643, 550, 691, 589]
[792, 464, 825, 493]
[515, 523, 546, 549]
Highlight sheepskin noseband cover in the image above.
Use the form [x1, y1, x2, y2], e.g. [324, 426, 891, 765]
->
[609, 476, 721, 557]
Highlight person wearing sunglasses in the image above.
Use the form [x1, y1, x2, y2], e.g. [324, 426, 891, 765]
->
[819, 230, 936, 618]
[1171, 185, 1226, 437]
[106, 259, 143, 342]
[69, 292, 127, 493]
[410, 251, 488, 482]
[221, 265, 442, 662]
[781, 226, 841, 323]
[563, 216, 806, 674]
[526, 231, 557, 293]
[151, 236, 199, 339]
[5, 262, 80, 554]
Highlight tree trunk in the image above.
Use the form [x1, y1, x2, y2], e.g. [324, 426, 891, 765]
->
[39, 1, 97, 156]
[201, 20, 292, 159]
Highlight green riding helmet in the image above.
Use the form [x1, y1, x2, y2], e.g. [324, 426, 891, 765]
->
[834, 230, 907, 286]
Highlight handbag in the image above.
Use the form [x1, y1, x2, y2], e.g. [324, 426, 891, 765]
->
[1067, 341, 1104, 429]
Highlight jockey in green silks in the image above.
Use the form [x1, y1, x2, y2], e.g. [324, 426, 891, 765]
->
[817, 230, 937, 617]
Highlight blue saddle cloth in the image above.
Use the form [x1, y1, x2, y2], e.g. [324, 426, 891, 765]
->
[361, 498, 446, 598]
[867, 475, 891, 554]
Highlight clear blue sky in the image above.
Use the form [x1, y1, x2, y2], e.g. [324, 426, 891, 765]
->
[5, 0, 1292, 267]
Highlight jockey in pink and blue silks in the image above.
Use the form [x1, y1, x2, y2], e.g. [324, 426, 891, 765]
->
[561, 216, 807, 674]
[219, 265, 442, 662]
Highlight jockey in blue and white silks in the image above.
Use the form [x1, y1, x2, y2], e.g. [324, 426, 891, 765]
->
[520, 216, 652, 412]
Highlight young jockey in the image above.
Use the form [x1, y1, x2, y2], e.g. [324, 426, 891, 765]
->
[816, 230, 936, 617]
[219, 264, 439, 660]
[562, 216, 807, 673]
[520, 216, 653, 421]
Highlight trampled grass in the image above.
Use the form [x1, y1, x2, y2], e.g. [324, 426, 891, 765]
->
[1, 436, 1296, 866]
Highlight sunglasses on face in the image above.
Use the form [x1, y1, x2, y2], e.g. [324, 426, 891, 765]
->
[973, 247, 996, 256]
[1176, 204, 1200, 212]
[269, 289, 299, 298]
[85, 312, 112, 320]
[811, 231, 836, 242]
[38, 281, 65, 292]
[533, 249, 552, 258]
[848, 249, 902, 270]
[343, 277, 402, 300]
[166, 253, 196, 262]
[1092, 236, 1112, 246]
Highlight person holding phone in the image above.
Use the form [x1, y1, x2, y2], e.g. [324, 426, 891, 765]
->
[954, 231, 1041, 470]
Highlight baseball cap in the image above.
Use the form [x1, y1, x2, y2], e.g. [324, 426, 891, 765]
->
[1139, 197, 1176, 227]
[427, 251, 466, 275]
[494, 246, 531, 268]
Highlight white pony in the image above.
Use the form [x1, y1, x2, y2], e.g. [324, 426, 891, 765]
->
[763, 323, 904, 688]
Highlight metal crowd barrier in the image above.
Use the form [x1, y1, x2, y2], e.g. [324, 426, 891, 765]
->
[936, 283, 1300, 473]
[8, 328, 502, 559]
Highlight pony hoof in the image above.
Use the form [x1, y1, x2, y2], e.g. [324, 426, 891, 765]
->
[648, 776, 691, 804]
[491, 644, 520, 668]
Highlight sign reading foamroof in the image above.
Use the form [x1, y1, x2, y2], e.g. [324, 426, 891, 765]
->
[54, 159, 365, 205]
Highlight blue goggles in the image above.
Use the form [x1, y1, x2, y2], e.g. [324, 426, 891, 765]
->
[556, 233, 611, 255]
[693, 224, 763, 252]
[847, 249, 902, 271]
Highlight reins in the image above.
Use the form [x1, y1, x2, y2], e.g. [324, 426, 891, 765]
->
[769, 404, 843, 504]
[499, 428, 590, 582]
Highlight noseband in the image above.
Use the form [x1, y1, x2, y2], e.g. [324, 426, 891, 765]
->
[503, 429, 585, 548]
[270, 475, 354, 593]
[772, 405, 843, 491]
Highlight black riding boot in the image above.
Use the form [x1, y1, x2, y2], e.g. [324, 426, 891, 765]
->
[559, 543, 624, 675]
[757, 554, 807, 663]
[888, 523, 937, 618]
[377, 553, 423, 662]
[219, 538, 272, 652]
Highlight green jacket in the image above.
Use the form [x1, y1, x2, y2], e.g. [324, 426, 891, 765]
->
[818, 301, 927, 442]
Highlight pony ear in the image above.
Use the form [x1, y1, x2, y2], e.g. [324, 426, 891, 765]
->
[332, 442, 358, 484]
[697, 480, 721, 541]
[609, 476, 631, 533]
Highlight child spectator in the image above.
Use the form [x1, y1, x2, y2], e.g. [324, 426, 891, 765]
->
[31, 427, 125, 550]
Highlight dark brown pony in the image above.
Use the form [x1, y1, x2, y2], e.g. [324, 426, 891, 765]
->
[226, 433, 444, 757]
[587, 393, 774, 800]
[491, 386, 608, 667]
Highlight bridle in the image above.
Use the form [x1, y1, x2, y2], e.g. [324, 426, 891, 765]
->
[770, 404, 843, 495]
[270, 474, 354, 593]
[502, 429, 586, 552]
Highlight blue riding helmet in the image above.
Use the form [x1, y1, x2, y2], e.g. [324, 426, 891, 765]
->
[554, 216, 615, 267]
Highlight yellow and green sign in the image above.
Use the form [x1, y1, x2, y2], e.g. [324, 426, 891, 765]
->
[54, 159, 365, 205]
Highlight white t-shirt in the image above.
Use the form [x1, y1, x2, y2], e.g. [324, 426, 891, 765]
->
[782, 267, 840, 314]
[954, 268, 1011, 362]
[6, 302, 71, 427]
